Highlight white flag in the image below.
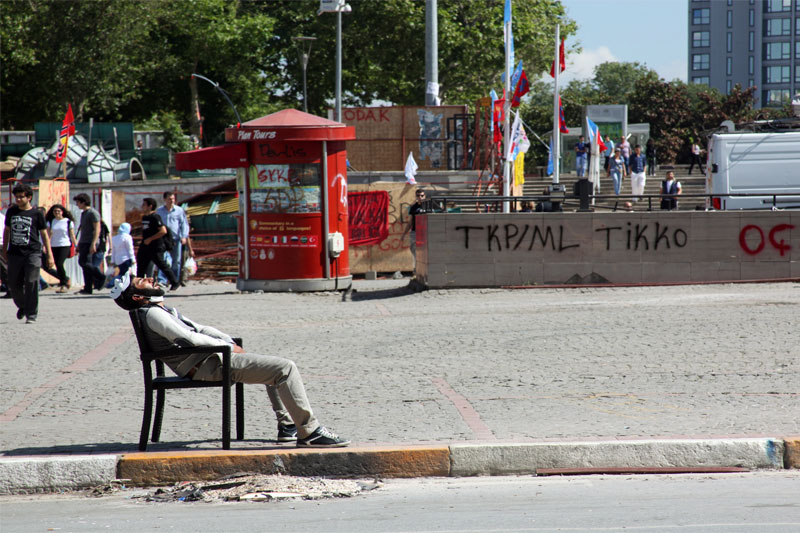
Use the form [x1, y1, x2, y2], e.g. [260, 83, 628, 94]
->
[404, 152, 418, 184]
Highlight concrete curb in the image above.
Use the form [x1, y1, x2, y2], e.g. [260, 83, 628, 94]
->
[449, 438, 785, 476]
[0, 455, 118, 494]
[1, 438, 796, 494]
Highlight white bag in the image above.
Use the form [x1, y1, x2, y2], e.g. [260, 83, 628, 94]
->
[183, 257, 198, 277]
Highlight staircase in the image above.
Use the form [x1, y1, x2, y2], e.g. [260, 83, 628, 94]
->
[521, 164, 707, 212]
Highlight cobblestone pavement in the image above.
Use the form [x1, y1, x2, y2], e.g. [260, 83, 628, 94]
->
[2, 279, 798, 455]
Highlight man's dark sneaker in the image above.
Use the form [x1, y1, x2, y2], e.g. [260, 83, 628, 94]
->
[170, 282, 180, 291]
[296, 426, 350, 448]
[78, 289, 92, 295]
[277, 424, 298, 442]
[17, 308, 24, 320]
[25, 316, 37, 324]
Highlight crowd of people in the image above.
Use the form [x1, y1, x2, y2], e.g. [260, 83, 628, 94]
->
[2, 185, 193, 323]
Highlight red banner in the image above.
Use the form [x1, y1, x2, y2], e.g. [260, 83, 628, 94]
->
[348, 190, 389, 246]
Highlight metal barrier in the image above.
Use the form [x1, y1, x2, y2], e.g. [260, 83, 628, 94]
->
[424, 191, 800, 213]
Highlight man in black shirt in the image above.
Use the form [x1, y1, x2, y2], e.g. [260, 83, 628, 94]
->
[401, 188, 426, 269]
[73, 193, 107, 295]
[2, 183, 55, 323]
[136, 197, 179, 291]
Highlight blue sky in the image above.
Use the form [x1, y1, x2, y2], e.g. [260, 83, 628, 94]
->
[558, 0, 688, 83]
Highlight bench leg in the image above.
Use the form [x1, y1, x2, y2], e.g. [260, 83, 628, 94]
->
[140, 387, 154, 451]
[236, 382, 244, 440]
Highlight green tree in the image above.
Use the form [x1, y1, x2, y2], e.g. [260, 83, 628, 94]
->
[628, 75, 691, 164]
[1, 0, 161, 127]
[264, 0, 575, 113]
[591, 61, 657, 104]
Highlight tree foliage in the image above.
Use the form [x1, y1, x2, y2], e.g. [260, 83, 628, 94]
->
[2, 0, 575, 143]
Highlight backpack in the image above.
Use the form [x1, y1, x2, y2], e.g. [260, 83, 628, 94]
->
[160, 228, 175, 250]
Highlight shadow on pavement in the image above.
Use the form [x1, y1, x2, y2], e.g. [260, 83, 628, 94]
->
[1, 439, 293, 456]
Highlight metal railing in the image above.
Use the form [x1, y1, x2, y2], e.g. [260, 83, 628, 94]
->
[423, 192, 800, 213]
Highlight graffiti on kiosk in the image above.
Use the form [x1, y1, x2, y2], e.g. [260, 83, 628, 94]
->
[250, 187, 320, 213]
[258, 143, 307, 158]
[250, 164, 300, 188]
[739, 224, 794, 256]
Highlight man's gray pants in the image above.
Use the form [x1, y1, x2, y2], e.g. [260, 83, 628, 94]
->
[194, 352, 319, 439]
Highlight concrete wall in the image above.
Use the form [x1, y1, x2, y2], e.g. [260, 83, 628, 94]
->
[416, 211, 800, 287]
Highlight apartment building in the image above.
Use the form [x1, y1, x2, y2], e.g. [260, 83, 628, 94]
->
[688, 0, 800, 108]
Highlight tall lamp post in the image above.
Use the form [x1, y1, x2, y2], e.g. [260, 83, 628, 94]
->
[319, 0, 351, 122]
[292, 36, 316, 113]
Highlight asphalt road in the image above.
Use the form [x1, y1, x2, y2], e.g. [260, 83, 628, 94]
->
[2, 472, 799, 532]
[2, 279, 799, 454]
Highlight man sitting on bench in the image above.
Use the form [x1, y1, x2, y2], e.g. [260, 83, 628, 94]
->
[110, 272, 350, 448]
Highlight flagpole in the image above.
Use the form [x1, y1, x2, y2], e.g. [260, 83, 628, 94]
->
[552, 23, 560, 186]
[502, 2, 512, 213]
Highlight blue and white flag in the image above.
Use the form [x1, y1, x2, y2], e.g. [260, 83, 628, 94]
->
[546, 136, 554, 176]
[504, 0, 514, 68]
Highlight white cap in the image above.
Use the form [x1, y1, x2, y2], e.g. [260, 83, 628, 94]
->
[110, 271, 132, 300]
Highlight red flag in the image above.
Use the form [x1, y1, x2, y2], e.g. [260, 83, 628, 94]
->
[55, 104, 75, 164]
[558, 97, 569, 134]
[549, 39, 566, 78]
[597, 133, 607, 153]
[511, 70, 530, 108]
[492, 93, 506, 145]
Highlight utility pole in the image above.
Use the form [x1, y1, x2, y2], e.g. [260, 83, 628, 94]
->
[425, 0, 439, 106]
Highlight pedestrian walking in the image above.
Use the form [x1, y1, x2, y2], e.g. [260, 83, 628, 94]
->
[43, 204, 78, 293]
[575, 136, 588, 177]
[646, 138, 657, 176]
[688, 140, 704, 175]
[607, 147, 625, 196]
[155, 192, 189, 287]
[73, 193, 107, 294]
[628, 145, 648, 201]
[3, 183, 55, 323]
[136, 197, 180, 291]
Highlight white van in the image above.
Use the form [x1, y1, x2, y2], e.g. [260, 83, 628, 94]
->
[706, 131, 800, 210]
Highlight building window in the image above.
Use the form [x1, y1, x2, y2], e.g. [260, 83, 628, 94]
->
[749, 79, 755, 87]
[765, 41, 791, 59]
[796, 17, 800, 34]
[749, 56, 754, 75]
[727, 57, 733, 76]
[797, 41, 800, 57]
[765, 65, 791, 82]
[765, 89, 790, 106]
[766, 18, 791, 36]
[749, 9, 755, 26]
[766, 0, 791, 13]
[692, 76, 710, 85]
[796, 67, 800, 83]
[749, 31, 755, 51]
[693, 8, 710, 24]
[726, 80, 732, 94]
[727, 11, 733, 28]
[727, 32, 733, 52]
[693, 31, 710, 47]
[692, 54, 710, 70]
[727, 0, 732, 5]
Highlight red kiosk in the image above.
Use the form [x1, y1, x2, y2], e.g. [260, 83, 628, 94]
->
[176, 109, 356, 291]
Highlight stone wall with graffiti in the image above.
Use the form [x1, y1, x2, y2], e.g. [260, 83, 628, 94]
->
[340, 105, 468, 172]
[348, 181, 446, 274]
[416, 211, 800, 287]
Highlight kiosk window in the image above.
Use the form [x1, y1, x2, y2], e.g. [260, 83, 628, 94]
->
[249, 163, 321, 213]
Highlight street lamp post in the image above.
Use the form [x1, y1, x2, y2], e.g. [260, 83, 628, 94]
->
[292, 36, 317, 113]
[318, 0, 351, 122]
